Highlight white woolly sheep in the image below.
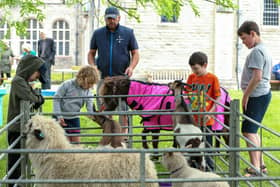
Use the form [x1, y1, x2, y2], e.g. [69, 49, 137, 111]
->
[161, 151, 229, 187]
[25, 115, 159, 187]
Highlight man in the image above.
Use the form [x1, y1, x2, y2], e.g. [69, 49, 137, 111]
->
[7, 55, 46, 186]
[38, 30, 56, 89]
[237, 21, 272, 177]
[88, 6, 139, 134]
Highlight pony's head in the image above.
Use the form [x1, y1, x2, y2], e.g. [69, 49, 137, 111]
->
[99, 76, 130, 111]
[168, 80, 192, 95]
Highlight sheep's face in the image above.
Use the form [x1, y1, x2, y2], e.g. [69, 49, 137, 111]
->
[24, 115, 66, 149]
[161, 152, 186, 171]
[24, 118, 46, 149]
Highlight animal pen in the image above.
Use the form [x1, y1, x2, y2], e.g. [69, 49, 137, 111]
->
[0, 87, 279, 187]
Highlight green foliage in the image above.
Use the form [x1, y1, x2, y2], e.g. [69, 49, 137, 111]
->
[0, 0, 45, 38]
[0, 0, 239, 34]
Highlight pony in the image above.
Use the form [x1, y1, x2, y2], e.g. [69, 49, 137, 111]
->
[100, 76, 191, 151]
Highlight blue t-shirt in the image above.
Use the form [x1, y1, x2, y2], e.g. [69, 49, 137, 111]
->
[272, 63, 280, 80]
[90, 24, 138, 78]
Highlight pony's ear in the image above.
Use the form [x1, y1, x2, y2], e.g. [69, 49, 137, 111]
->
[33, 129, 45, 141]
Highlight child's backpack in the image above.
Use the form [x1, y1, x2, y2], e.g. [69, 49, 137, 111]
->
[214, 87, 231, 148]
[213, 87, 231, 131]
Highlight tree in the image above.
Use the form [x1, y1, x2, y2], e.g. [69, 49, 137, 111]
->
[0, 0, 45, 47]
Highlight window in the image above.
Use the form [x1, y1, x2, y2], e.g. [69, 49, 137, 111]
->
[19, 18, 43, 54]
[263, 0, 279, 25]
[0, 21, 10, 40]
[161, 15, 178, 23]
[52, 20, 70, 56]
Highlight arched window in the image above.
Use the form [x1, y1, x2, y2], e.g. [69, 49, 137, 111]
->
[19, 18, 43, 54]
[52, 20, 70, 56]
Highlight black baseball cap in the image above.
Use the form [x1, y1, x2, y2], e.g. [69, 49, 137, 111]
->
[105, 6, 120, 19]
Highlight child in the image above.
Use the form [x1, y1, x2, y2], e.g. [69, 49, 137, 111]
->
[53, 65, 99, 143]
[185, 51, 221, 171]
[238, 21, 272, 177]
[7, 55, 46, 187]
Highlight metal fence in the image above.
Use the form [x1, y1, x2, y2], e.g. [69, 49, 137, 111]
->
[0, 92, 279, 187]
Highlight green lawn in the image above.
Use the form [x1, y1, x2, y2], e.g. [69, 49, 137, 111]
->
[0, 88, 279, 186]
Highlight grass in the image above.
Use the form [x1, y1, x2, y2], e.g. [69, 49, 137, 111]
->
[0, 86, 279, 186]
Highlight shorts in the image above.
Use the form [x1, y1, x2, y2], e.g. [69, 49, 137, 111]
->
[242, 91, 271, 133]
[63, 118, 81, 134]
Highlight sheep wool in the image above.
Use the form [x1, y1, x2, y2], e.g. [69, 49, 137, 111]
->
[162, 152, 229, 187]
[25, 115, 159, 187]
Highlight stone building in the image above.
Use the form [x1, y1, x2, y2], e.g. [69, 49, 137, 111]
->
[1, 0, 279, 88]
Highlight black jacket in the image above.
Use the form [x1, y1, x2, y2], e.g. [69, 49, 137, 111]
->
[38, 38, 56, 65]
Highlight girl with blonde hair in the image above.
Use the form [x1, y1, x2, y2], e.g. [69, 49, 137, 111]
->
[53, 65, 99, 143]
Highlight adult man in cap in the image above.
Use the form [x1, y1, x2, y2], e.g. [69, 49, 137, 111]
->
[88, 6, 139, 134]
[7, 55, 46, 186]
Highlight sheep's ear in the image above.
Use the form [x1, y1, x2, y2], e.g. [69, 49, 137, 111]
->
[33, 129, 45, 141]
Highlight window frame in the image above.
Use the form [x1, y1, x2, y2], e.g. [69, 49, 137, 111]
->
[52, 19, 70, 56]
[263, 0, 279, 26]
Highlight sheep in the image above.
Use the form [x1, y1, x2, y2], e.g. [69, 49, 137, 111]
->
[161, 151, 229, 187]
[89, 114, 126, 149]
[24, 115, 159, 187]
[168, 80, 205, 170]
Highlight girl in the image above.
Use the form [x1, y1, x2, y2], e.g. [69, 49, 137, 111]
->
[53, 65, 99, 143]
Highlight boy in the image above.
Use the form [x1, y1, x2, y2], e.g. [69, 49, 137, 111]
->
[7, 55, 46, 186]
[185, 51, 221, 171]
[238, 21, 272, 177]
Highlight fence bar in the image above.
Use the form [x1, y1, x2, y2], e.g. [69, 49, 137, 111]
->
[20, 100, 31, 187]
[229, 99, 240, 187]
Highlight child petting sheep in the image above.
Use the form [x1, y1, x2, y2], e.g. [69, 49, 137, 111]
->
[25, 115, 159, 187]
[53, 65, 99, 143]
[161, 151, 229, 187]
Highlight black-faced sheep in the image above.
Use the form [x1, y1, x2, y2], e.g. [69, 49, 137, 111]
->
[168, 80, 205, 169]
[24, 115, 158, 187]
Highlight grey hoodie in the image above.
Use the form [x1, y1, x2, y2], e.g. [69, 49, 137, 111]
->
[7, 55, 45, 132]
[53, 79, 94, 119]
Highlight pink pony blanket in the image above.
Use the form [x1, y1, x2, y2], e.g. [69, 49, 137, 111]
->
[127, 81, 189, 130]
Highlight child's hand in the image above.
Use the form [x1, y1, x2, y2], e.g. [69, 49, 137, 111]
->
[59, 118, 67, 127]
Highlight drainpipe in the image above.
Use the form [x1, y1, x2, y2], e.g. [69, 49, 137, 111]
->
[75, 4, 79, 65]
[90, 0, 95, 35]
[235, 0, 241, 90]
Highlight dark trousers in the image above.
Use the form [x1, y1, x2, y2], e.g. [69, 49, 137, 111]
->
[201, 126, 214, 171]
[7, 131, 21, 187]
[41, 60, 52, 89]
